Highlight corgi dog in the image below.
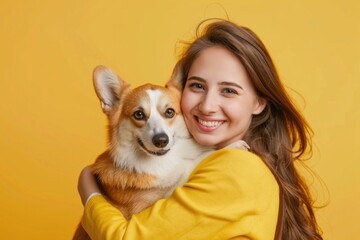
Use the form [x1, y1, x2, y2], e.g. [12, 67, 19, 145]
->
[73, 65, 249, 240]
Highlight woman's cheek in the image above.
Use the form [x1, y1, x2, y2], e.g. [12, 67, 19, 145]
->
[181, 91, 193, 114]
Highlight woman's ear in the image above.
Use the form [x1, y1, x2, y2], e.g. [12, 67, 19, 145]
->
[252, 97, 267, 115]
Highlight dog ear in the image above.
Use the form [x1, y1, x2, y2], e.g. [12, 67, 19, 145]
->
[165, 62, 184, 93]
[93, 65, 127, 115]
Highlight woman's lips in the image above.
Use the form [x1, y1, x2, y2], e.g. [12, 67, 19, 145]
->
[195, 117, 224, 131]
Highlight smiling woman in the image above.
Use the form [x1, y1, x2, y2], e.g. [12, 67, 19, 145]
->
[176, 20, 323, 239]
[77, 19, 323, 240]
[181, 46, 266, 149]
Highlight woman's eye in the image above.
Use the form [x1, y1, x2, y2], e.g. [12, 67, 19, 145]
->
[189, 83, 205, 90]
[164, 108, 175, 118]
[222, 88, 238, 95]
[133, 110, 146, 120]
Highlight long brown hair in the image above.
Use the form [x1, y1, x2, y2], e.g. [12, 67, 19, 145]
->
[176, 19, 323, 239]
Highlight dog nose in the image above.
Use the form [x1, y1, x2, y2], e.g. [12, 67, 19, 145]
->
[152, 133, 169, 148]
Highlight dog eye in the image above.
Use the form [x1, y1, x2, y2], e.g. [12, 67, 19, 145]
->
[164, 108, 175, 118]
[133, 110, 146, 120]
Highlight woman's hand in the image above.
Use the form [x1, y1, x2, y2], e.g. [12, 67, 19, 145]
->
[78, 165, 101, 206]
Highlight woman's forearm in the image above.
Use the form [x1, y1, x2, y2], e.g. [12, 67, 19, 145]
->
[78, 165, 101, 206]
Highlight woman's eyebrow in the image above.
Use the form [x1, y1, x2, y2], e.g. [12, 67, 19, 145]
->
[187, 76, 206, 82]
[187, 77, 243, 90]
[219, 81, 243, 90]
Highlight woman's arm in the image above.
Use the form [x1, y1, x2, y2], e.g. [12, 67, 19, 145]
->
[78, 165, 101, 206]
[79, 149, 280, 240]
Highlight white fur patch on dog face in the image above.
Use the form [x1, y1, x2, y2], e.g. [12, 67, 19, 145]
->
[137, 89, 175, 152]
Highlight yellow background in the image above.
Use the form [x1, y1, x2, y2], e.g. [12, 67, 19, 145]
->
[0, 0, 359, 239]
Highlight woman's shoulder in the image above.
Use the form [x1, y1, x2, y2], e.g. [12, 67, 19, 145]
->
[191, 148, 278, 189]
[186, 148, 279, 219]
[199, 148, 273, 174]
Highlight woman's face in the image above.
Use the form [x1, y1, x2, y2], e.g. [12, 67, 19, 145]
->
[181, 46, 266, 149]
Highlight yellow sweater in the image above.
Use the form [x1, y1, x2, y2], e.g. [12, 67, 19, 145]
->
[82, 148, 280, 240]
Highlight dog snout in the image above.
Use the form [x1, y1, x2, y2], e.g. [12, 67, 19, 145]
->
[152, 133, 169, 148]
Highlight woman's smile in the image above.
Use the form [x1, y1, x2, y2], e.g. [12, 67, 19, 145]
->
[196, 116, 225, 131]
[181, 46, 266, 148]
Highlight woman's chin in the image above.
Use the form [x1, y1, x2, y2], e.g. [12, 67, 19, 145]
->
[192, 135, 219, 148]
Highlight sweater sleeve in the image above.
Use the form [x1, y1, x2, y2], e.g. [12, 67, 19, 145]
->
[81, 149, 280, 240]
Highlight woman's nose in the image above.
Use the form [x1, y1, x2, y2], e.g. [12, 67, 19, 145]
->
[198, 93, 219, 114]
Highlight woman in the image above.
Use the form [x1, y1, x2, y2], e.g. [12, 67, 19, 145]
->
[78, 19, 323, 239]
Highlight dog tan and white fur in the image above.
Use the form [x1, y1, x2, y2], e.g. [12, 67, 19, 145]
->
[73, 65, 249, 240]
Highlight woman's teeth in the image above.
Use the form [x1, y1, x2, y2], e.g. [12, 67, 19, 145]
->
[198, 119, 222, 127]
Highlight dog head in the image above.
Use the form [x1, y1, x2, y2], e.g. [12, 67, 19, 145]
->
[93, 65, 186, 169]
